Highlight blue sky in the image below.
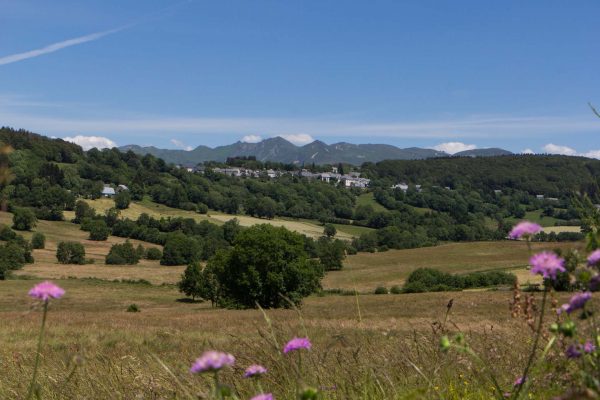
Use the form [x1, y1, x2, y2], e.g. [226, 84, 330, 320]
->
[1, 0, 599, 156]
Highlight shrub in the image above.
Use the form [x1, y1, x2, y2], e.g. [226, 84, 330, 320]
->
[0, 224, 17, 241]
[12, 208, 37, 231]
[106, 242, 140, 265]
[145, 247, 162, 260]
[88, 220, 110, 241]
[126, 303, 140, 312]
[374, 286, 388, 294]
[56, 242, 86, 264]
[390, 285, 402, 294]
[323, 223, 337, 238]
[114, 190, 131, 210]
[0, 242, 28, 279]
[402, 268, 516, 293]
[31, 232, 45, 249]
[197, 203, 209, 214]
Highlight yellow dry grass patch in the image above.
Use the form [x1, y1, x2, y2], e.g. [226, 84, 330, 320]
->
[324, 241, 576, 291]
[76, 198, 355, 239]
[542, 225, 582, 233]
[0, 211, 180, 284]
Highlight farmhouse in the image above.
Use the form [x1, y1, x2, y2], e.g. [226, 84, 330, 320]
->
[101, 186, 116, 197]
[341, 175, 370, 188]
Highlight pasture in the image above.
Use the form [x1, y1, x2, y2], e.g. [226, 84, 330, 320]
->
[0, 211, 585, 398]
[72, 198, 361, 239]
[0, 278, 571, 399]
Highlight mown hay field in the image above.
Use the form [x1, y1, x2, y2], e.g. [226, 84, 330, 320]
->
[324, 241, 578, 291]
[70, 198, 360, 239]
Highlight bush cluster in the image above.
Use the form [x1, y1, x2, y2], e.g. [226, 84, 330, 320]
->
[402, 268, 516, 293]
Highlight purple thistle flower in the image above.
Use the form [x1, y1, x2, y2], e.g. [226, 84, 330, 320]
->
[244, 364, 267, 378]
[588, 250, 600, 267]
[28, 281, 65, 301]
[565, 345, 582, 359]
[559, 292, 592, 314]
[190, 351, 235, 374]
[250, 394, 273, 400]
[529, 252, 566, 280]
[513, 376, 526, 387]
[584, 341, 596, 354]
[283, 337, 312, 354]
[509, 221, 542, 240]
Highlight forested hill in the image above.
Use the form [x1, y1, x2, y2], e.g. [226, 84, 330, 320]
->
[0, 126, 597, 255]
[364, 155, 600, 199]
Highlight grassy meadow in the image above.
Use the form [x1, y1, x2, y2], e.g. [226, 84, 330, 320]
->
[0, 278, 574, 399]
[0, 209, 584, 398]
[71, 198, 362, 239]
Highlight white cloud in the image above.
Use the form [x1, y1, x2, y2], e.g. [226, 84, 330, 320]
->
[241, 134, 262, 143]
[582, 150, 600, 159]
[432, 142, 477, 154]
[63, 135, 116, 150]
[170, 139, 193, 151]
[542, 143, 577, 156]
[521, 148, 535, 154]
[277, 134, 314, 145]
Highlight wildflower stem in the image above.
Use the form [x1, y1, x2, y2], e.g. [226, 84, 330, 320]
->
[513, 287, 548, 400]
[454, 345, 504, 400]
[26, 300, 48, 400]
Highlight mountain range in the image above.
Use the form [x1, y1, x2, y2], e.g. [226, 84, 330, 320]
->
[119, 137, 513, 166]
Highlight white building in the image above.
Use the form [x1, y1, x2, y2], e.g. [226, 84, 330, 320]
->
[101, 186, 116, 197]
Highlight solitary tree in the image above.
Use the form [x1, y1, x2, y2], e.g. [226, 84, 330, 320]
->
[317, 237, 346, 271]
[323, 223, 337, 238]
[178, 263, 204, 301]
[207, 224, 324, 308]
[56, 242, 86, 264]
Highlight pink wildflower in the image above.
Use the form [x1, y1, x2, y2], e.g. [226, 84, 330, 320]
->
[588, 250, 600, 267]
[244, 364, 267, 378]
[509, 221, 542, 240]
[513, 376, 525, 387]
[530, 252, 565, 280]
[584, 341, 596, 354]
[190, 351, 235, 374]
[283, 337, 312, 354]
[28, 281, 65, 301]
[250, 394, 273, 400]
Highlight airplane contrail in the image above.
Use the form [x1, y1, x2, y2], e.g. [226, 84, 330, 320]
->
[0, 26, 127, 66]
[0, 1, 194, 67]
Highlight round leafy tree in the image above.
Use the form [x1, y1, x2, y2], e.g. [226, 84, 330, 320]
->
[207, 224, 323, 309]
[12, 208, 37, 231]
[56, 241, 86, 264]
[88, 220, 110, 241]
[106, 241, 140, 265]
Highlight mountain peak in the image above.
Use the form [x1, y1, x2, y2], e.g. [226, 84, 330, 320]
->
[119, 139, 512, 165]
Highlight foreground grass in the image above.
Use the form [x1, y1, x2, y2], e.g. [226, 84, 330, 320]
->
[0, 279, 570, 399]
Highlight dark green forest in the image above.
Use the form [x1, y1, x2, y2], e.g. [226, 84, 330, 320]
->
[1, 126, 597, 258]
